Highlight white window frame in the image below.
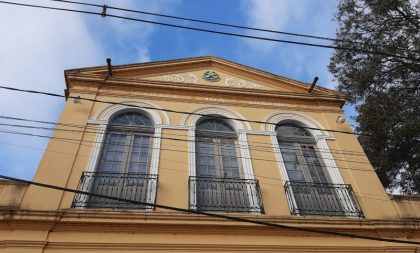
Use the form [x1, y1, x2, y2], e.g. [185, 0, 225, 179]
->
[263, 113, 356, 215]
[84, 102, 166, 210]
[183, 107, 259, 212]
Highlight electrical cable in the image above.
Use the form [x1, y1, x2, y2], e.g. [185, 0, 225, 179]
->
[0, 121, 381, 166]
[0, 120, 371, 160]
[0, 174, 418, 245]
[1, 139, 418, 206]
[49, 0, 417, 54]
[50, 0, 339, 42]
[0, 115, 370, 156]
[0, 1, 417, 61]
[0, 128, 379, 173]
[0, 85, 372, 136]
[49, 0, 420, 57]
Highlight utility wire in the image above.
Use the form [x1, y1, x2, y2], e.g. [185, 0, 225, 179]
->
[0, 128, 380, 173]
[0, 1, 416, 61]
[50, 0, 339, 42]
[1, 139, 418, 206]
[0, 85, 371, 137]
[0, 174, 418, 245]
[50, 0, 416, 54]
[0, 121, 381, 166]
[0, 126, 373, 172]
[0, 115, 369, 156]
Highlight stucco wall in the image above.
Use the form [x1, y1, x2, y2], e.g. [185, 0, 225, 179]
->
[0, 180, 27, 208]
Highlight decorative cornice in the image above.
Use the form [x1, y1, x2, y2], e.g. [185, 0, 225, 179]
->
[64, 56, 343, 97]
[1, 209, 419, 234]
[68, 73, 344, 99]
[66, 75, 345, 112]
[3, 241, 415, 252]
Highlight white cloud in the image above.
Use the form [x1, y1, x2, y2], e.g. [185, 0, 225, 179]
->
[87, 0, 182, 64]
[239, 0, 337, 88]
[0, 0, 181, 179]
[0, 1, 104, 179]
[241, 0, 305, 52]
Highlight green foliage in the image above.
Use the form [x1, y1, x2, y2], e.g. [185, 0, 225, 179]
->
[329, 0, 420, 193]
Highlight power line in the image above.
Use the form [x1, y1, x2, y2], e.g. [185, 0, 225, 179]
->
[50, 0, 416, 54]
[0, 174, 418, 245]
[0, 1, 416, 61]
[0, 127, 379, 173]
[50, 0, 339, 42]
[0, 114, 370, 156]
[0, 121, 381, 166]
[0, 85, 371, 137]
[1, 139, 418, 206]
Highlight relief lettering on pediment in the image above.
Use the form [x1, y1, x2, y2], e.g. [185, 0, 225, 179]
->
[161, 70, 264, 90]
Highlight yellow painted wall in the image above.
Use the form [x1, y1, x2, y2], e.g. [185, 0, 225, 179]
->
[1, 58, 419, 252]
[20, 89, 399, 219]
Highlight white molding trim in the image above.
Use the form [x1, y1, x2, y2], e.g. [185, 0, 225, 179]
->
[85, 104, 164, 209]
[266, 113, 349, 215]
[316, 137, 343, 184]
[184, 109, 254, 179]
[184, 107, 256, 210]
[157, 124, 193, 130]
[266, 113, 344, 185]
[243, 130, 276, 136]
[86, 122, 107, 174]
[262, 111, 330, 135]
[181, 105, 253, 131]
[92, 99, 170, 125]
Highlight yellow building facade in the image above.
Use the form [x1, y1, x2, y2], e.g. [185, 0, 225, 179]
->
[1, 56, 419, 252]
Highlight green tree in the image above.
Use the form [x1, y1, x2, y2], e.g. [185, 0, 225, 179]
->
[329, 0, 420, 193]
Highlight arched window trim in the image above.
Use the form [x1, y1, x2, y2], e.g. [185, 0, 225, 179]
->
[196, 116, 238, 139]
[96, 111, 155, 174]
[275, 122, 332, 184]
[185, 109, 257, 213]
[185, 111, 254, 180]
[87, 107, 162, 175]
[85, 107, 162, 210]
[266, 114, 345, 186]
[195, 117, 243, 178]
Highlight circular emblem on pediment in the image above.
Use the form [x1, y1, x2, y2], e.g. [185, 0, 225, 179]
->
[202, 71, 221, 82]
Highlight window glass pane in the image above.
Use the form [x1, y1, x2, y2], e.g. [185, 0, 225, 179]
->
[279, 142, 306, 182]
[111, 112, 152, 127]
[196, 137, 217, 176]
[220, 139, 240, 178]
[127, 135, 150, 173]
[102, 162, 112, 172]
[276, 124, 311, 137]
[302, 145, 328, 183]
[287, 170, 305, 181]
[114, 152, 123, 162]
[98, 133, 127, 173]
[196, 118, 234, 132]
[97, 113, 153, 174]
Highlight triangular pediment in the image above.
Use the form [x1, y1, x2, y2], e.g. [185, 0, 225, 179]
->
[65, 56, 343, 96]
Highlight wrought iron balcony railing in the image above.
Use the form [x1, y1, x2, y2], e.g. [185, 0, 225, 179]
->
[72, 172, 158, 209]
[189, 176, 264, 213]
[284, 181, 363, 217]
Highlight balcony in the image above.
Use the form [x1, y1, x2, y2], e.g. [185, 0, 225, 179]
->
[284, 181, 363, 217]
[72, 172, 158, 209]
[189, 176, 264, 213]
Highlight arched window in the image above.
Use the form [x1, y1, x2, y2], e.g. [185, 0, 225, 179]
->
[86, 111, 156, 209]
[97, 111, 154, 174]
[195, 118, 241, 178]
[276, 123, 329, 183]
[192, 117, 262, 212]
[277, 123, 354, 216]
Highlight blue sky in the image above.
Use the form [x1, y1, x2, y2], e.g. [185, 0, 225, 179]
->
[0, 0, 356, 180]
